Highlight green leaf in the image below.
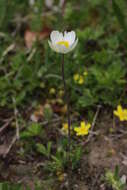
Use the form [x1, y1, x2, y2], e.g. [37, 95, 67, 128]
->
[78, 89, 96, 108]
[114, 165, 120, 181]
[71, 147, 82, 169]
[15, 91, 26, 105]
[112, 0, 127, 33]
[0, 0, 7, 29]
[36, 143, 47, 156]
[21, 65, 33, 80]
[47, 142, 52, 156]
[43, 104, 53, 121]
[21, 123, 42, 138]
[36, 142, 52, 158]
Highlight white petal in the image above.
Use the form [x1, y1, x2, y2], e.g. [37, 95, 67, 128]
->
[53, 38, 78, 54]
[50, 31, 63, 44]
[64, 31, 76, 45]
[48, 31, 78, 54]
[67, 38, 78, 53]
[48, 40, 59, 52]
[55, 44, 67, 54]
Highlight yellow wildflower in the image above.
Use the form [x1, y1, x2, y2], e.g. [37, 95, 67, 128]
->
[83, 71, 88, 76]
[78, 76, 84, 84]
[40, 82, 45, 88]
[61, 123, 72, 135]
[61, 123, 68, 134]
[114, 105, 127, 121]
[56, 98, 63, 105]
[56, 171, 66, 182]
[73, 74, 84, 85]
[74, 121, 91, 136]
[73, 74, 80, 82]
[58, 90, 64, 97]
[49, 88, 56, 95]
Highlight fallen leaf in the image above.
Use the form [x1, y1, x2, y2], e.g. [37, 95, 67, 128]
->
[24, 27, 51, 49]
[24, 30, 37, 49]
[30, 105, 44, 122]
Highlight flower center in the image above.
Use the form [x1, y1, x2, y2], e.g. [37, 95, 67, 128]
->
[57, 41, 69, 48]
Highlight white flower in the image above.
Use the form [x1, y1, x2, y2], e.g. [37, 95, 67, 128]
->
[48, 30, 78, 54]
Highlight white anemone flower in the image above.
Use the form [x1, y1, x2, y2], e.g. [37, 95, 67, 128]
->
[48, 30, 78, 54]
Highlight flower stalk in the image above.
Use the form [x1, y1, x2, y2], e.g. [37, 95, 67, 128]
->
[61, 54, 71, 159]
[61, 54, 71, 188]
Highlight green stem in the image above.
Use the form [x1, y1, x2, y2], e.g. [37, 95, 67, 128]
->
[61, 54, 71, 189]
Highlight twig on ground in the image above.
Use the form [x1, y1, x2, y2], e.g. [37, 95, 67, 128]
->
[12, 97, 19, 139]
[0, 117, 14, 134]
[3, 98, 20, 158]
[110, 129, 127, 139]
[91, 171, 102, 190]
[38, 117, 62, 128]
[0, 43, 15, 64]
[86, 105, 101, 143]
[45, 74, 62, 80]
[27, 48, 36, 62]
[3, 135, 17, 158]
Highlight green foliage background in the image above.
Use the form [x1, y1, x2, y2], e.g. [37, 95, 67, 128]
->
[0, 0, 127, 111]
[1, 0, 127, 188]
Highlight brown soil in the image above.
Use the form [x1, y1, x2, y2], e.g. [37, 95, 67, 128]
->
[0, 111, 127, 190]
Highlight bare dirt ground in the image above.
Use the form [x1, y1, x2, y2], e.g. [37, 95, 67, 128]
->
[0, 110, 127, 190]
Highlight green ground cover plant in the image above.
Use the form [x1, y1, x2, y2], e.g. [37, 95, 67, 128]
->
[1, 0, 127, 189]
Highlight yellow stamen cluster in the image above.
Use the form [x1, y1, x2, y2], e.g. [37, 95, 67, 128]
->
[57, 41, 69, 48]
[114, 105, 127, 121]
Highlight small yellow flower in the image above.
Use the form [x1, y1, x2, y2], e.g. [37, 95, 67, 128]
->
[74, 121, 91, 136]
[40, 82, 45, 88]
[56, 171, 66, 182]
[73, 74, 80, 82]
[61, 123, 69, 134]
[49, 88, 56, 95]
[83, 71, 88, 76]
[73, 74, 84, 85]
[61, 123, 72, 135]
[78, 76, 84, 85]
[56, 98, 63, 105]
[58, 90, 64, 97]
[114, 105, 127, 121]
